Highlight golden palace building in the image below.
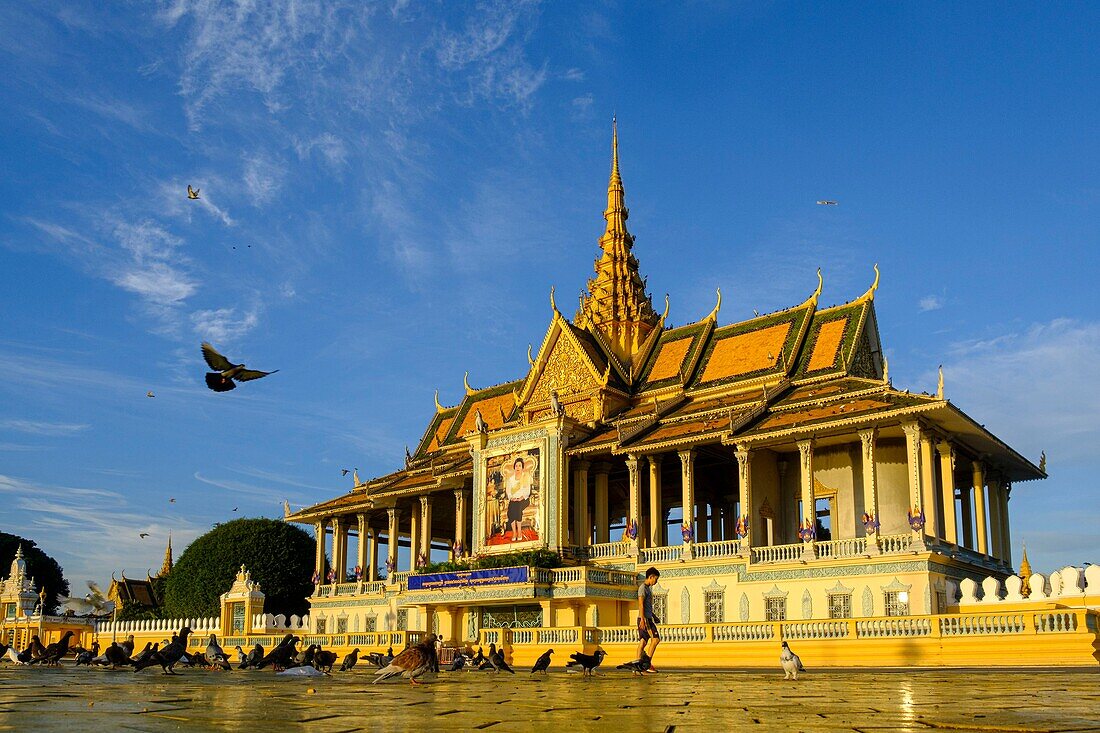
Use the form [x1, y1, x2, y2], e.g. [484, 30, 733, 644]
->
[281, 126, 1099, 667]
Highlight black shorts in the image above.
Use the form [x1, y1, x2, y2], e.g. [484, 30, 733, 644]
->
[638, 617, 659, 641]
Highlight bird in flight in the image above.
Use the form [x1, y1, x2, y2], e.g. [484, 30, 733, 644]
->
[232, 507, 238, 512]
[187, 185, 201, 200]
[201, 342, 279, 392]
[169, 498, 176, 503]
[816, 200, 838, 205]
[146, 391, 155, 398]
[139, 533, 149, 539]
[341, 469, 350, 476]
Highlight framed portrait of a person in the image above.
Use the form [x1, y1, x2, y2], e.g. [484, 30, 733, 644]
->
[482, 447, 541, 548]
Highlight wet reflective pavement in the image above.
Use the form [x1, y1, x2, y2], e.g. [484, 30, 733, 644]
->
[1, 665, 1097, 732]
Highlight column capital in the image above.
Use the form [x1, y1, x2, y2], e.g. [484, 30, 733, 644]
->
[857, 426, 877, 444]
[734, 448, 752, 480]
[901, 421, 922, 439]
[935, 439, 954, 457]
[453, 488, 466, 502]
[677, 448, 695, 465]
[419, 494, 434, 509]
[796, 438, 814, 470]
[646, 454, 663, 468]
[591, 461, 613, 475]
[572, 458, 592, 472]
[386, 505, 400, 520]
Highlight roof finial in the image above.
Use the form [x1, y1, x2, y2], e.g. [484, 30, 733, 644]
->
[527, 344, 535, 367]
[549, 285, 559, 314]
[661, 293, 670, 321]
[464, 371, 474, 395]
[937, 365, 945, 399]
[158, 532, 173, 577]
[882, 357, 890, 385]
[856, 263, 880, 304]
[706, 288, 722, 322]
[434, 389, 444, 413]
[812, 267, 823, 304]
[1019, 542, 1033, 597]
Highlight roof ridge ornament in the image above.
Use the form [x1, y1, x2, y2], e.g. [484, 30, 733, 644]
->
[662, 293, 670, 321]
[464, 371, 474, 395]
[706, 288, 722, 322]
[937, 365, 945, 400]
[527, 344, 535, 367]
[434, 389, 444, 413]
[855, 263, 880, 304]
[812, 267, 823, 305]
[550, 286, 559, 314]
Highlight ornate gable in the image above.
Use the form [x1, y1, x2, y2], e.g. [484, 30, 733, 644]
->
[525, 323, 604, 423]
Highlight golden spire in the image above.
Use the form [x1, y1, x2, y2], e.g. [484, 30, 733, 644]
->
[158, 532, 173, 577]
[576, 118, 658, 367]
[1019, 543, 1032, 597]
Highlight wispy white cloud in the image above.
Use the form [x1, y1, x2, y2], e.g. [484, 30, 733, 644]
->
[294, 133, 348, 169]
[919, 294, 943, 312]
[935, 319, 1100, 463]
[193, 471, 295, 505]
[242, 153, 285, 206]
[0, 419, 89, 436]
[190, 306, 260, 343]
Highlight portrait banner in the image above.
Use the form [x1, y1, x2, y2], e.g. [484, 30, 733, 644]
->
[482, 447, 541, 549]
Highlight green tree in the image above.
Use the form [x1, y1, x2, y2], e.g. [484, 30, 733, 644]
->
[0, 532, 69, 614]
[162, 518, 315, 618]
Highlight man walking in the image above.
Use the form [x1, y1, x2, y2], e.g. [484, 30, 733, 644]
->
[636, 566, 661, 673]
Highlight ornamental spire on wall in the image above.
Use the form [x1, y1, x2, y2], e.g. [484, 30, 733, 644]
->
[576, 118, 659, 366]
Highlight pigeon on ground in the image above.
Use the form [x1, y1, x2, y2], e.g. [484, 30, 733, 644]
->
[339, 648, 359, 672]
[17, 636, 46, 663]
[478, 643, 498, 670]
[234, 645, 247, 666]
[206, 634, 231, 670]
[134, 627, 192, 674]
[119, 634, 136, 659]
[488, 646, 514, 674]
[565, 649, 607, 676]
[295, 644, 318, 669]
[238, 643, 264, 669]
[187, 185, 200, 199]
[103, 643, 135, 668]
[780, 641, 805, 680]
[314, 648, 338, 673]
[373, 634, 438, 685]
[381, 646, 394, 665]
[448, 654, 467, 671]
[131, 643, 158, 666]
[617, 652, 651, 676]
[75, 642, 101, 666]
[29, 631, 74, 665]
[256, 634, 299, 671]
[471, 646, 486, 667]
[201, 342, 279, 392]
[0, 642, 7, 659]
[6, 647, 23, 664]
[531, 649, 553, 674]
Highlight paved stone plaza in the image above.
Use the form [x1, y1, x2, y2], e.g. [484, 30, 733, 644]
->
[1, 666, 1097, 732]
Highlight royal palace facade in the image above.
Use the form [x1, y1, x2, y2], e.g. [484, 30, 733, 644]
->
[277, 127, 1098, 668]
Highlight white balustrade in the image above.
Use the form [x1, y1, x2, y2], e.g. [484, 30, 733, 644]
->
[878, 534, 913, 554]
[855, 618, 932, 638]
[712, 623, 774, 642]
[536, 628, 578, 645]
[1035, 611, 1078, 633]
[782, 621, 850, 639]
[814, 537, 867, 559]
[587, 541, 633, 559]
[660, 625, 707, 643]
[638, 545, 683, 564]
[939, 614, 1025, 635]
[693, 539, 743, 560]
[752, 543, 803, 563]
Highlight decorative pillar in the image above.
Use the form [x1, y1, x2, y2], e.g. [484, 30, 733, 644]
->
[959, 484, 974, 549]
[386, 507, 400, 578]
[313, 520, 325, 583]
[593, 462, 611, 544]
[696, 495, 709, 543]
[419, 495, 433, 566]
[936, 441, 959, 546]
[797, 439, 816, 561]
[647, 455, 663, 548]
[625, 455, 641, 551]
[1001, 483, 1013, 567]
[453, 489, 467, 558]
[919, 435, 940, 541]
[409, 506, 421, 572]
[734, 446, 753, 551]
[678, 449, 696, 559]
[368, 529, 378, 582]
[902, 422, 928, 551]
[972, 462, 989, 556]
[858, 429, 880, 555]
[330, 518, 344, 582]
[987, 474, 1003, 561]
[572, 460, 591, 547]
[356, 513, 368, 584]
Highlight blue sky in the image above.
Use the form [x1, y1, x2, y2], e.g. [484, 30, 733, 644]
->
[0, 2, 1096, 586]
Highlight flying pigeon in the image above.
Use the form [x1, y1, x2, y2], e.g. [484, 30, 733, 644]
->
[816, 200, 838, 205]
[530, 648, 553, 674]
[139, 533, 149, 539]
[187, 185, 200, 199]
[147, 391, 155, 398]
[169, 498, 176, 503]
[339, 648, 359, 672]
[780, 641, 805, 680]
[373, 634, 438, 685]
[341, 469, 350, 476]
[616, 652, 651, 676]
[201, 342, 279, 392]
[565, 649, 606, 676]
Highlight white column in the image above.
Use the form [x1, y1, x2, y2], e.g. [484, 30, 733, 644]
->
[409, 505, 421, 571]
[902, 422, 928, 550]
[419, 495, 433, 566]
[647, 455, 663, 548]
[972, 462, 988, 555]
[625, 455, 641, 547]
[797, 439, 816, 560]
[937, 441, 958, 545]
[356, 513, 368, 582]
[572, 460, 591, 547]
[593, 463, 611, 544]
[386, 507, 400, 577]
[858, 428, 880, 555]
[679, 449, 695, 559]
[313, 520, 325, 583]
[734, 446, 753, 551]
[453, 489, 467, 557]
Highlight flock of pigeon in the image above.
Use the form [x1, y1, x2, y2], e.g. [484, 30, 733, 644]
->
[1, 624, 807, 682]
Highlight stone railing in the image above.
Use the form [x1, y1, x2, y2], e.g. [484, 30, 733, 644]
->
[250, 613, 311, 633]
[391, 571, 412, 586]
[815, 537, 868, 559]
[940, 613, 1026, 636]
[856, 618, 933, 638]
[956, 564, 1100, 606]
[96, 616, 220, 636]
[782, 620, 850, 639]
[693, 539, 743, 560]
[752, 543, 804, 563]
[878, 533, 914, 554]
[313, 581, 385, 598]
[638, 545, 683, 564]
[587, 541, 634, 559]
